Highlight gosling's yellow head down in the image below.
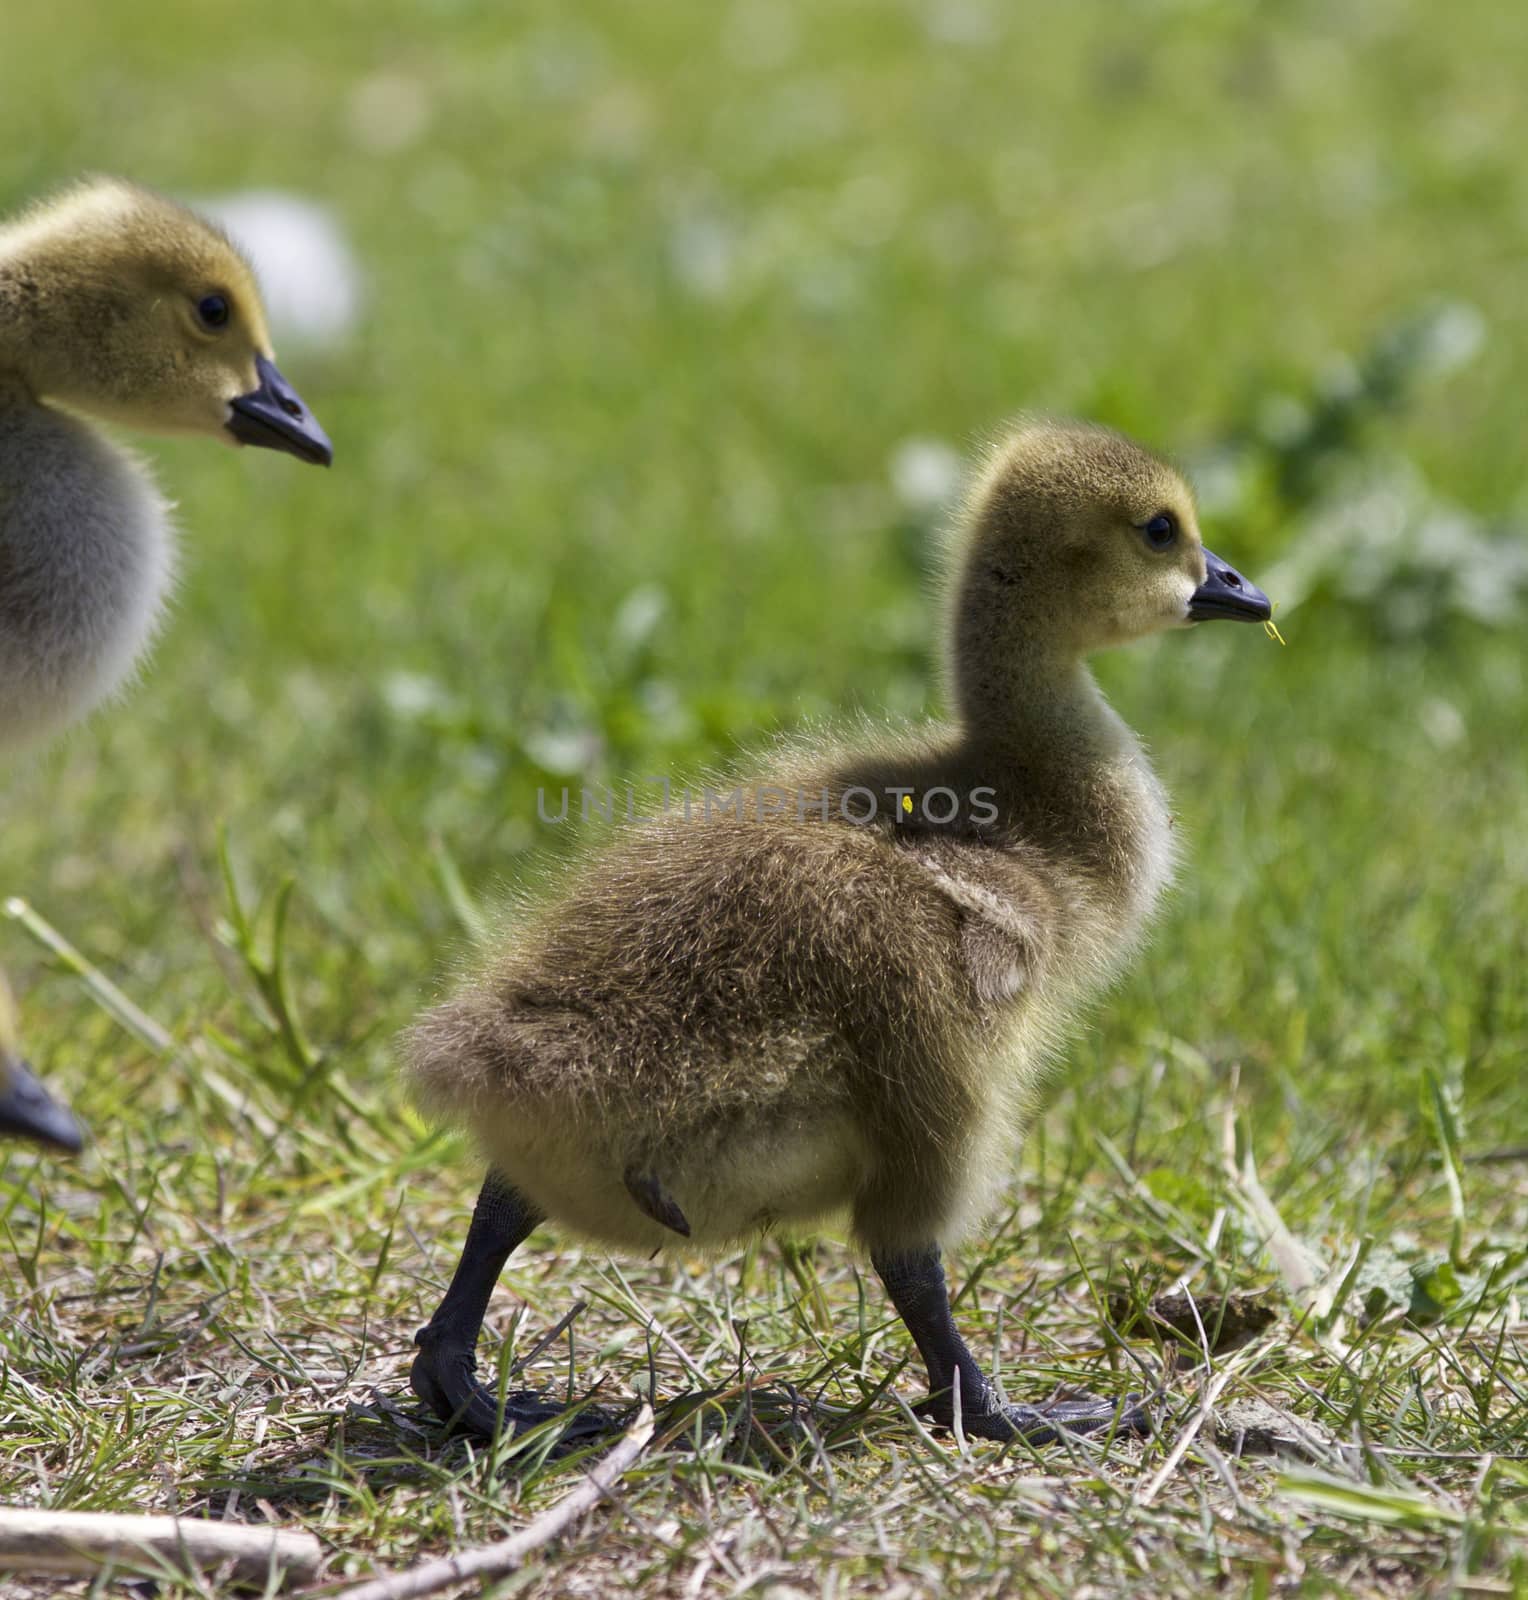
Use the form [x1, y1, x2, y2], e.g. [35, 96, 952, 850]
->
[951, 420, 1267, 656]
[0, 176, 331, 463]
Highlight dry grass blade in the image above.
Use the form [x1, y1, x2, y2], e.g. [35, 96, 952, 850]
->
[1218, 1093, 1317, 1300]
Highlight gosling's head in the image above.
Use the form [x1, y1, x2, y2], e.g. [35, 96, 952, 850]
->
[0, 177, 331, 464]
[951, 419, 1268, 658]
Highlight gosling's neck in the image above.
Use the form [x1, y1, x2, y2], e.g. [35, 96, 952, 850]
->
[0, 252, 41, 389]
[0, 235, 85, 400]
[948, 578, 1127, 776]
[944, 589, 1162, 874]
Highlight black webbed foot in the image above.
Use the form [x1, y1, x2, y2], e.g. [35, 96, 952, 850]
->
[408, 1172, 624, 1442]
[920, 1385, 1153, 1444]
[873, 1243, 1153, 1449]
[410, 1332, 617, 1442]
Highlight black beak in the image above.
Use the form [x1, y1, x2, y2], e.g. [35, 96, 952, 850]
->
[1189, 548, 1271, 623]
[0, 1056, 84, 1154]
[227, 354, 333, 467]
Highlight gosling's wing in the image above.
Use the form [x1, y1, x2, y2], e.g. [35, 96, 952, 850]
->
[900, 842, 1052, 1006]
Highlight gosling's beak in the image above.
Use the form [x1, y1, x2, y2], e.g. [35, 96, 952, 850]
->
[1189, 548, 1271, 623]
[227, 354, 333, 467]
[0, 1056, 84, 1154]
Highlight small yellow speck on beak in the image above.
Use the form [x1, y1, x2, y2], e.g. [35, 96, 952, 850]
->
[1263, 601, 1287, 647]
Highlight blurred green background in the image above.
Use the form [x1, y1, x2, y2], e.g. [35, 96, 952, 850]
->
[2, 0, 1524, 1198]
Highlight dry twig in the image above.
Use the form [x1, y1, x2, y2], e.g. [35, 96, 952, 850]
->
[0, 1507, 321, 1587]
[328, 1404, 654, 1600]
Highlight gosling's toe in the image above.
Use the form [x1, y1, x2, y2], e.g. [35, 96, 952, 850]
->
[922, 1386, 1154, 1445]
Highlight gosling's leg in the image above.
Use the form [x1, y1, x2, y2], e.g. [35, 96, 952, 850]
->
[872, 1245, 1150, 1444]
[0, 1056, 84, 1153]
[411, 1171, 608, 1440]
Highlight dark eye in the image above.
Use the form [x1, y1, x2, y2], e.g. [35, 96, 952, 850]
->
[1141, 512, 1178, 550]
[196, 293, 230, 330]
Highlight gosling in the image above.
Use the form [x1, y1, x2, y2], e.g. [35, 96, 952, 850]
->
[406, 420, 1271, 1444]
[0, 177, 333, 1148]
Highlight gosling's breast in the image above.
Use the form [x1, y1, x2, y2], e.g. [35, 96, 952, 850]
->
[1067, 748, 1178, 986]
[0, 399, 174, 744]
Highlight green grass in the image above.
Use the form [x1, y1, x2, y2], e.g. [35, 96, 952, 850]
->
[3, 1, 1527, 1594]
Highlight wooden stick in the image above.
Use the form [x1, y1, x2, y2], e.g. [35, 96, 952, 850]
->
[331, 1405, 654, 1600]
[0, 1507, 322, 1587]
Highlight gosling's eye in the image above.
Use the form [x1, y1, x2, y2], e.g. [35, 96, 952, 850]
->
[1141, 512, 1178, 550]
[196, 294, 231, 331]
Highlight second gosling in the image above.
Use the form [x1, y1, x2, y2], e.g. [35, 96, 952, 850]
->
[406, 420, 1271, 1443]
[0, 177, 333, 1149]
